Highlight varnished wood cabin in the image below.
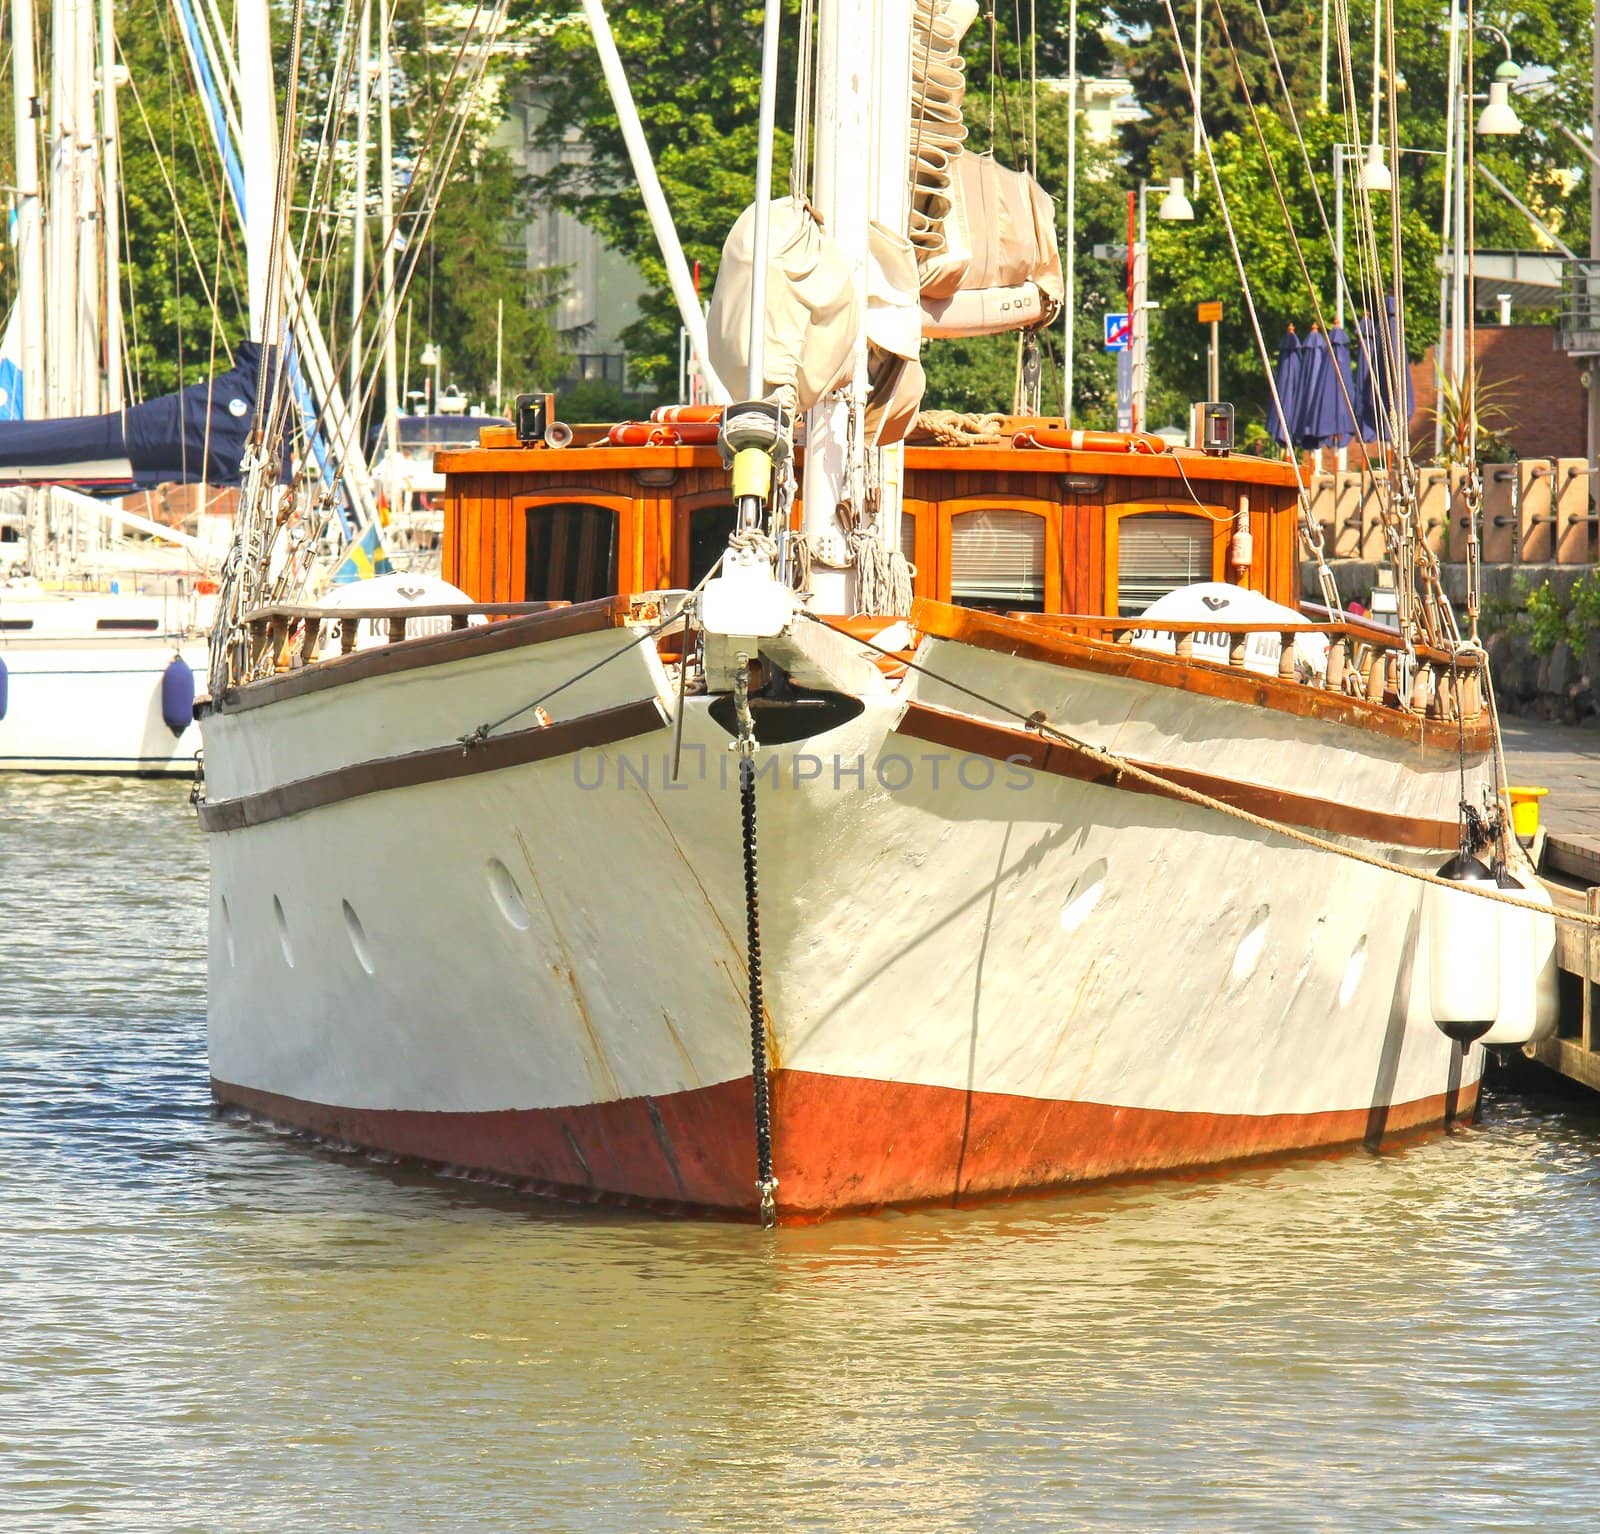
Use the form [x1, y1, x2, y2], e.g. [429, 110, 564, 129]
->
[436, 419, 1305, 619]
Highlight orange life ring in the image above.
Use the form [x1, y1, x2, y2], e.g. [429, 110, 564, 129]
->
[650, 404, 724, 424]
[605, 420, 723, 447]
[1013, 427, 1168, 454]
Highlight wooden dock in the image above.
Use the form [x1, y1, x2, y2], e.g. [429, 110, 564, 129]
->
[1500, 719, 1600, 1087]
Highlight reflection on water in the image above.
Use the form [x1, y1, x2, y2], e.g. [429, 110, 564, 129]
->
[4, 777, 1600, 1531]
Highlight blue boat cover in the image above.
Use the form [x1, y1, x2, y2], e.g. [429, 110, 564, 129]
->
[0, 341, 262, 485]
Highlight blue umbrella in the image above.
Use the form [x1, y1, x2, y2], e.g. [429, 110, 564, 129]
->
[1297, 324, 1359, 447]
[1266, 326, 1305, 446]
[1355, 295, 1413, 441]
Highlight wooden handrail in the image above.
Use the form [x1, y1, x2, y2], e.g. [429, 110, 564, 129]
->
[240, 599, 570, 624]
[1015, 611, 1483, 668]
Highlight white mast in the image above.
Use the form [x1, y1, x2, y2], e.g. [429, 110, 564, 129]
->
[350, 0, 371, 404]
[238, 0, 276, 343]
[73, 0, 100, 413]
[379, 0, 400, 480]
[804, 0, 870, 611]
[11, 0, 46, 417]
[802, 0, 910, 611]
[48, 0, 81, 415]
[99, 0, 124, 411]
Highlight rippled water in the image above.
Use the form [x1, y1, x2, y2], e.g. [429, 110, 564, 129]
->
[5, 777, 1600, 1531]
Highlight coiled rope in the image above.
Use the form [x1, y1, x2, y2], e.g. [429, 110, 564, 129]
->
[915, 410, 1008, 446]
[804, 612, 1600, 932]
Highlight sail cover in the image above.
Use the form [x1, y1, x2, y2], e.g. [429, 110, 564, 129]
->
[707, 200, 857, 413]
[0, 342, 261, 487]
[910, 0, 1062, 338]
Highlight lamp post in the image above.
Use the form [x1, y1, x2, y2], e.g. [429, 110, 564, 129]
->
[1125, 177, 1193, 431]
[1434, 15, 1522, 455]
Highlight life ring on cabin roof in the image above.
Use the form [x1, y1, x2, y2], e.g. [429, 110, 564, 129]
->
[1013, 427, 1168, 454]
[605, 420, 723, 447]
[650, 405, 724, 424]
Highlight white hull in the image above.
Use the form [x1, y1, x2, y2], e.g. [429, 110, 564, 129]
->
[0, 590, 206, 774]
[200, 608, 1495, 1217]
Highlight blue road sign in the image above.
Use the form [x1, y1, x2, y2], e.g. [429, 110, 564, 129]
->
[1104, 312, 1132, 352]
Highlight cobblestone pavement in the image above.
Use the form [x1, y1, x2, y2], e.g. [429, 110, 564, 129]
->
[1500, 718, 1600, 843]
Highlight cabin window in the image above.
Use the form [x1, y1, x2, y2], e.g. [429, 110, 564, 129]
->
[524, 502, 619, 603]
[1115, 513, 1212, 616]
[949, 508, 1046, 613]
[687, 503, 737, 587]
[900, 512, 917, 562]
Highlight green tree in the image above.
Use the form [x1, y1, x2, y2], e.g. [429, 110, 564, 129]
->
[1120, 0, 1596, 253]
[512, 0, 1112, 396]
[1144, 107, 1441, 432]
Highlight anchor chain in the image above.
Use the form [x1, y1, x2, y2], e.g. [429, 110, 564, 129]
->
[733, 654, 778, 1226]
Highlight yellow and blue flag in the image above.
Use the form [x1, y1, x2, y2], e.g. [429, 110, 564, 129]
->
[331, 523, 395, 585]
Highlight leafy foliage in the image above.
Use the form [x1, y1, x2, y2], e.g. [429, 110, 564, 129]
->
[1146, 107, 1440, 433]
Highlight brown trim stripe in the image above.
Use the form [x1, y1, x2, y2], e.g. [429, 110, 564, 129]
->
[209, 596, 633, 716]
[896, 700, 1460, 852]
[198, 697, 668, 832]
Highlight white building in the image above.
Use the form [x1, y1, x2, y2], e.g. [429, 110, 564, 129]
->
[496, 81, 646, 394]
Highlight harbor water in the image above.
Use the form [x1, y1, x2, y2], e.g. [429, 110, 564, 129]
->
[6, 776, 1600, 1532]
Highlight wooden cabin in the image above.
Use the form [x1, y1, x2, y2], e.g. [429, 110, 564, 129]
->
[437, 420, 1306, 618]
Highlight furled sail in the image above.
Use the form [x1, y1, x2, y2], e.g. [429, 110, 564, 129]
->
[707, 200, 858, 413]
[910, 0, 1063, 338]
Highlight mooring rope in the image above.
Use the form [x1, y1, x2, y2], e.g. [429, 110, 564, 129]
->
[804, 613, 1600, 932]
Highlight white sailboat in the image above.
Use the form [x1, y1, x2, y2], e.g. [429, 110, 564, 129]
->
[197, 0, 1562, 1219]
[0, 0, 214, 775]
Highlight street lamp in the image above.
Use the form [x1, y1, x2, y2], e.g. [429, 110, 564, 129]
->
[1158, 175, 1194, 222]
[1477, 80, 1521, 135]
[1360, 144, 1392, 193]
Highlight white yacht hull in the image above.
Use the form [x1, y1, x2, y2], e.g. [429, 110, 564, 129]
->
[0, 637, 205, 775]
[200, 605, 1494, 1219]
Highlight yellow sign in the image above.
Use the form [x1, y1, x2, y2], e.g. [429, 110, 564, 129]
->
[1197, 301, 1223, 324]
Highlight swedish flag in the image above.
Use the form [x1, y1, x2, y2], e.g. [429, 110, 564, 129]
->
[331, 523, 395, 585]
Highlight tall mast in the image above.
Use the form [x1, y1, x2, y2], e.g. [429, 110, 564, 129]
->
[238, 0, 276, 342]
[802, 0, 910, 611]
[73, 0, 100, 412]
[48, 0, 81, 416]
[11, 0, 46, 416]
[350, 0, 371, 405]
[379, 0, 400, 480]
[99, 0, 124, 411]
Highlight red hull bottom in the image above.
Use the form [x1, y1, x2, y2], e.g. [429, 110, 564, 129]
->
[212, 1068, 1480, 1221]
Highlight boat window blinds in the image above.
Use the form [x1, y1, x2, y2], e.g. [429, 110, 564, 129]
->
[1116, 514, 1212, 616]
[524, 503, 619, 603]
[950, 508, 1045, 612]
[900, 512, 917, 562]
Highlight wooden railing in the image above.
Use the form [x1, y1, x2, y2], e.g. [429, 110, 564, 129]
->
[1014, 613, 1487, 721]
[238, 600, 570, 674]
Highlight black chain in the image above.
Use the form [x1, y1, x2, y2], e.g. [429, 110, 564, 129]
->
[739, 751, 778, 1226]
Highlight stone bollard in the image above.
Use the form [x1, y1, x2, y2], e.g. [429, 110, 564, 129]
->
[1481, 463, 1518, 565]
[1519, 459, 1557, 564]
[1417, 465, 1451, 558]
[1306, 472, 1337, 555]
[1333, 470, 1365, 558]
[1358, 469, 1391, 561]
[1555, 458, 1596, 565]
